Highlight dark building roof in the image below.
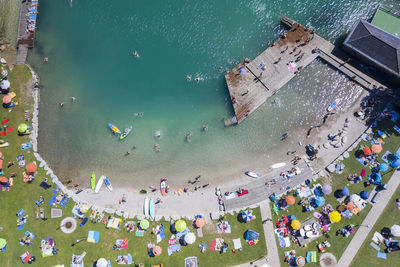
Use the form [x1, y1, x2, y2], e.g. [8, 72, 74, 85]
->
[343, 19, 400, 77]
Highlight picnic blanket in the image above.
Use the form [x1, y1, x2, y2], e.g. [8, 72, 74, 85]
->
[168, 244, 181, 256]
[135, 229, 144, 237]
[217, 222, 231, 234]
[377, 252, 387, 259]
[237, 190, 249, 197]
[381, 151, 393, 163]
[40, 181, 51, 189]
[298, 186, 312, 198]
[185, 256, 198, 267]
[209, 240, 216, 252]
[116, 254, 132, 265]
[233, 238, 242, 250]
[370, 242, 380, 251]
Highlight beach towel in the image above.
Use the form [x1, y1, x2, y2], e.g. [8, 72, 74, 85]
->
[17, 220, 26, 230]
[370, 242, 380, 251]
[394, 125, 400, 134]
[110, 218, 121, 229]
[59, 196, 70, 207]
[20, 231, 35, 246]
[377, 252, 387, 259]
[40, 181, 51, 190]
[135, 230, 144, 237]
[196, 227, 203, 237]
[356, 157, 366, 165]
[209, 240, 216, 252]
[306, 251, 311, 263]
[0, 244, 6, 252]
[372, 232, 384, 244]
[272, 204, 279, 215]
[237, 190, 249, 197]
[313, 211, 322, 219]
[381, 151, 393, 163]
[17, 209, 25, 218]
[217, 222, 231, 234]
[116, 254, 132, 265]
[225, 193, 236, 200]
[311, 251, 317, 262]
[1, 119, 9, 125]
[361, 169, 366, 177]
[21, 142, 32, 150]
[233, 238, 242, 250]
[167, 244, 181, 256]
[0, 132, 6, 136]
[185, 256, 198, 267]
[47, 195, 57, 206]
[6, 127, 13, 133]
[159, 226, 165, 239]
[52, 187, 60, 194]
[377, 130, 387, 138]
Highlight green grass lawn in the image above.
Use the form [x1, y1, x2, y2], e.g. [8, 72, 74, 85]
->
[0, 0, 21, 45]
[271, 117, 400, 266]
[0, 65, 267, 266]
[350, 185, 400, 267]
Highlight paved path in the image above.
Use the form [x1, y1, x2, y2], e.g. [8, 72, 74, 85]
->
[337, 170, 400, 267]
[223, 158, 314, 212]
[232, 200, 280, 267]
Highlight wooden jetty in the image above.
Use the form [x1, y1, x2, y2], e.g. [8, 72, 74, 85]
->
[16, 0, 39, 65]
[225, 16, 387, 125]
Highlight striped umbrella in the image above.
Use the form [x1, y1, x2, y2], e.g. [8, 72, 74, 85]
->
[296, 256, 305, 266]
[1, 70, 7, 77]
[241, 210, 253, 223]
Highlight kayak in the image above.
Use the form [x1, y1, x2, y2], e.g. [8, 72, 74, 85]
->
[94, 176, 104, 193]
[108, 123, 121, 134]
[160, 178, 166, 196]
[90, 172, 96, 191]
[327, 99, 340, 112]
[103, 176, 113, 191]
[139, 189, 148, 194]
[270, 162, 287, 169]
[245, 172, 262, 178]
[149, 198, 155, 219]
[144, 197, 149, 218]
[120, 126, 133, 140]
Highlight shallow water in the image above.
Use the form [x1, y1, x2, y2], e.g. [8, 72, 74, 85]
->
[29, 0, 397, 188]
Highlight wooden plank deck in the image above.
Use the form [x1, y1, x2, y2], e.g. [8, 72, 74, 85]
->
[225, 17, 389, 124]
[16, 0, 38, 64]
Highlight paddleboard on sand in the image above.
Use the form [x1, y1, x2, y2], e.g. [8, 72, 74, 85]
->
[144, 197, 149, 218]
[149, 198, 155, 219]
[160, 178, 166, 196]
[103, 176, 113, 191]
[270, 162, 287, 169]
[327, 99, 340, 112]
[90, 172, 96, 191]
[95, 176, 104, 193]
[244, 171, 262, 178]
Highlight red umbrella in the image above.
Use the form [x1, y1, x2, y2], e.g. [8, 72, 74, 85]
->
[371, 144, 382, 154]
[2, 95, 11, 104]
[0, 176, 9, 183]
[195, 217, 205, 228]
[153, 245, 162, 256]
[26, 162, 37, 173]
[363, 147, 372, 156]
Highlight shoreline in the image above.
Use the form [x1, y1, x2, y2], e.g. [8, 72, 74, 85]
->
[27, 62, 371, 220]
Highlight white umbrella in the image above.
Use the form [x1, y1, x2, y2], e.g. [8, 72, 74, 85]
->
[0, 80, 10, 90]
[391, 224, 400, 237]
[184, 232, 196, 244]
[96, 258, 108, 267]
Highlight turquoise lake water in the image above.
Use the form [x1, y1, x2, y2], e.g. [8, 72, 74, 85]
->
[29, 0, 398, 188]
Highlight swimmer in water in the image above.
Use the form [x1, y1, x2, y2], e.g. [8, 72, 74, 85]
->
[59, 102, 64, 108]
[155, 130, 161, 139]
[195, 76, 202, 82]
[133, 112, 143, 117]
[186, 75, 192, 82]
[202, 125, 208, 132]
[44, 57, 49, 63]
[71, 96, 76, 103]
[133, 51, 140, 58]
[186, 132, 191, 142]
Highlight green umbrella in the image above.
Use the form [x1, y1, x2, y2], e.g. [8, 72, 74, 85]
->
[175, 219, 187, 232]
[140, 219, 149, 230]
[18, 123, 28, 133]
[0, 238, 6, 249]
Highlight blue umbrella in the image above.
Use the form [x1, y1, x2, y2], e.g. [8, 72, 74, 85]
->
[322, 184, 332, 195]
[379, 163, 389, 172]
[241, 210, 253, 223]
[370, 172, 382, 185]
[315, 196, 326, 207]
[314, 188, 323, 196]
[342, 186, 350, 197]
[360, 190, 370, 200]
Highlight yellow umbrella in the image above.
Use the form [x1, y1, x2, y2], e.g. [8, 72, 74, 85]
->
[329, 211, 341, 223]
[291, 220, 301, 230]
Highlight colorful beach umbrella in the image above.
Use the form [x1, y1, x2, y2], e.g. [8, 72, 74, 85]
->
[195, 217, 205, 228]
[286, 195, 295, 205]
[153, 245, 162, 256]
[18, 123, 28, 133]
[322, 184, 332, 195]
[242, 210, 254, 223]
[0, 238, 6, 249]
[26, 162, 37, 173]
[291, 220, 301, 230]
[2, 95, 11, 104]
[371, 144, 382, 154]
[296, 256, 305, 266]
[0, 176, 9, 183]
[379, 163, 389, 172]
[329, 211, 341, 223]
[184, 232, 196, 244]
[363, 147, 372, 156]
[140, 219, 149, 230]
[1, 70, 8, 77]
[175, 219, 186, 232]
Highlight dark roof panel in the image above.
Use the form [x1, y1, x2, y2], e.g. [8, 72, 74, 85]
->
[344, 20, 400, 75]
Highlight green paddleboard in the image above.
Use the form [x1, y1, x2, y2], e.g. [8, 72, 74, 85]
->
[91, 172, 96, 190]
